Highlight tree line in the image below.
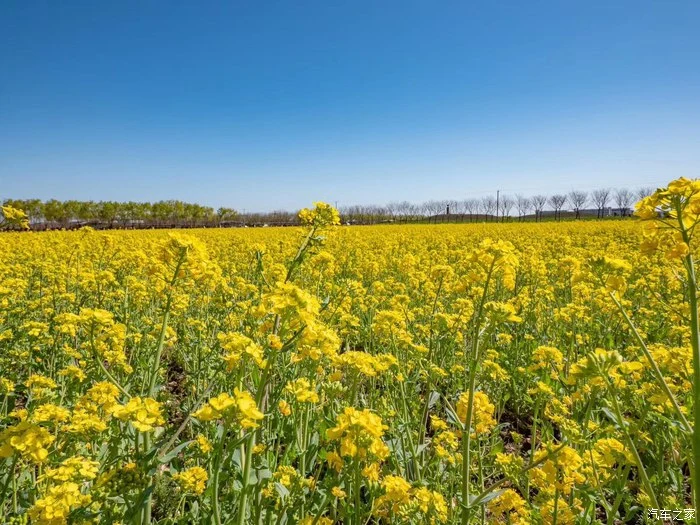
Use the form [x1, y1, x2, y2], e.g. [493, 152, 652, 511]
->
[339, 187, 652, 224]
[2, 186, 652, 230]
[1, 199, 240, 229]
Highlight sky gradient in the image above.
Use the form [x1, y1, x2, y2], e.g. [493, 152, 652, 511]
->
[1, 1, 699, 211]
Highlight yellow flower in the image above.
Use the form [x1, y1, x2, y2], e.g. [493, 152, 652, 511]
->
[284, 378, 319, 403]
[57, 365, 86, 382]
[278, 399, 292, 416]
[530, 346, 564, 372]
[430, 415, 448, 432]
[487, 488, 529, 524]
[298, 202, 340, 227]
[173, 466, 208, 495]
[66, 408, 108, 435]
[112, 397, 165, 432]
[1, 205, 29, 229]
[300, 518, 332, 525]
[591, 438, 634, 469]
[193, 389, 264, 429]
[362, 462, 380, 482]
[380, 475, 411, 505]
[327, 407, 389, 461]
[195, 434, 213, 454]
[78, 381, 120, 413]
[485, 301, 522, 324]
[25, 374, 57, 391]
[44, 456, 100, 482]
[456, 391, 496, 436]
[325, 451, 344, 472]
[0, 378, 14, 395]
[29, 482, 91, 524]
[218, 332, 266, 369]
[531, 445, 585, 496]
[332, 351, 397, 377]
[0, 421, 55, 463]
[31, 404, 71, 424]
[411, 487, 449, 523]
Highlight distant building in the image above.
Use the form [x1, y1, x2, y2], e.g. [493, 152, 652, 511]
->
[522, 207, 633, 220]
[578, 207, 612, 217]
[578, 207, 632, 217]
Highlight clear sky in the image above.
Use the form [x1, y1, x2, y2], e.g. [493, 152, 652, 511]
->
[1, 1, 699, 211]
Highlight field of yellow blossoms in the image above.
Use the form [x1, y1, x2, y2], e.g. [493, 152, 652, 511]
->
[2, 179, 700, 524]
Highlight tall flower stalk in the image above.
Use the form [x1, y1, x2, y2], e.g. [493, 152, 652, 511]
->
[636, 178, 700, 515]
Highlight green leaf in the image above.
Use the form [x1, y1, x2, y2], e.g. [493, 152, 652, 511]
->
[274, 482, 290, 502]
[159, 440, 194, 464]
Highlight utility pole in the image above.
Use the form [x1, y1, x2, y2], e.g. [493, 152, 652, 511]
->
[496, 190, 500, 221]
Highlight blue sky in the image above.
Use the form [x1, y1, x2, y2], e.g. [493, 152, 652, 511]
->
[1, 1, 699, 211]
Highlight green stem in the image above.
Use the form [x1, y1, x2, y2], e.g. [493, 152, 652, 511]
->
[609, 292, 691, 433]
[606, 378, 659, 508]
[238, 345, 280, 525]
[354, 460, 362, 525]
[211, 425, 226, 525]
[0, 455, 18, 514]
[143, 250, 185, 524]
[460, 363, 478, 525]
[682, 234, 700, 516]
[147, 252, 185, 397]
[90, 325, 130, 398]
[460, 262, 494, 525]
[237, 432, 255, 525]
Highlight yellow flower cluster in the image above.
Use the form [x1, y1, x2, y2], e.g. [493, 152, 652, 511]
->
[331, 350, 397, 377]
[298, 201, 341, 227]
[1, 205, 30, 229]
[173, 466, 208, 495]
[29, 482, 92, 524]
[375, 476, 448, 524]
[0, 421, 55, 463]
[218, 331, 266, 369]
[2, 185, 699, 523]
[193, 389, 264, 429]
[284, 378, 319, 403]
[112, 397, 165, 432]
[456, 391, 496, 436]
[327, 407, 389, 461]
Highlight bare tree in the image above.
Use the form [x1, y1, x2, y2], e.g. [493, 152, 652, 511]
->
[395, 201, 412, 223]
[450, 200, 465, 222]
[385, 202, 400, 222]
[591, 188, 611, 218]
[614, 188, 634, 217]
[409, 203, 422, 222]
[429, 200, 445, 223]
[531, 195, 548, 222]
[481, 196, 497, 222]
[515, 194, 531, 221]
[548, 194, 568, 221]
[568, 190, 588, 219]
[463, 199, 479, 221]
[636, 187, 654, 202]
[500, 195, 514, 221]
[419, 202, 432, 223]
